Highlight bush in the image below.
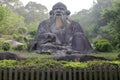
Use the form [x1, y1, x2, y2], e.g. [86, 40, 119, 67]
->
[13, 34, 25, 42]
[63, 62, 87, 68]
[29, 30, 36, 37]
[2, 41, 11, 51]
[0, 60, 17, 68]
[13, 44, 27, 51]
[0, 59, 120, 69]
[93, 39, 112, 52]
[18, 27, 27, 34]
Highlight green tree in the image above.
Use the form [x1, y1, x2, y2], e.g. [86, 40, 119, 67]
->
[0, 4, 7, 24]
[0, 11, 25, 35]
[2, 41, 11, 51]
[0, 0, 23, 10]
[0, 0, 26, 17]
[25, 1, 48, 24]
[24, 1, 48, 40]
[102, 0, 120, 48]
[70, 0, 114, 41]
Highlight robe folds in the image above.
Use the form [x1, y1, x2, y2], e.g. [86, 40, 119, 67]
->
[30, 19, 93, 53]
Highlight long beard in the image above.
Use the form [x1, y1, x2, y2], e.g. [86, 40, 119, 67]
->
[55, 16, 63, 28]
[50, 14, 67, 28]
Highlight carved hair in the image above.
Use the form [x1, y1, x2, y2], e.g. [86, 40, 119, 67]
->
[49, 2, 71, 16]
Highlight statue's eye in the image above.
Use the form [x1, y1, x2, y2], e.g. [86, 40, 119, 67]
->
[53, 7, 64, 10]
[53, 8, 58, 10]
[60, 8, 64, 10]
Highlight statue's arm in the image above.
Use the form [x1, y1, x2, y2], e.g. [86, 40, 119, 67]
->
[30, 20, 49, 51]
[33, 20, 58, 44]
[34, 21, 48, 40]
[71, 21, 84, 33]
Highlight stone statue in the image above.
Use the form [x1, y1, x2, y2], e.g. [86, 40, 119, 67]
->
[30, 2, 93, 54]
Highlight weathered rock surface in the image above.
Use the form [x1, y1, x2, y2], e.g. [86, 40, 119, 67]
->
[52, 54, 112, 62]
[0, 52, 27, 60]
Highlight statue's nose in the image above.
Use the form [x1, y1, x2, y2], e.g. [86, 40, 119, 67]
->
[56, 10, 61, 13]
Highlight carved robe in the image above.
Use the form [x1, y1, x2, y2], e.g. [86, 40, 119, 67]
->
[30, 19, 93, 53]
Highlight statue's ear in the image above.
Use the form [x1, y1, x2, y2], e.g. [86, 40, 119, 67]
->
[66, 10, 71, 15]
[49, 10, 53, 15]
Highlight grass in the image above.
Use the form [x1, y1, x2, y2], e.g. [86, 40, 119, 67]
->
[19, 51, 120, 60]
[1, 50, 119, 60]
[90, 52, 119, 59]
[19, 51, 120, 59]
[2, 51, 52, 59]
[0, 51, 120, 69]
[20, 52, 52, 59]
[17, 52, 49, 58]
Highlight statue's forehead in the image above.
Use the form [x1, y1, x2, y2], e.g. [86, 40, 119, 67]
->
[52, 2, 67, 10]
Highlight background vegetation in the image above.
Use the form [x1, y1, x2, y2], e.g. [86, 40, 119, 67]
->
[1, 0, 120, 70]
[0, 0, 120, 52]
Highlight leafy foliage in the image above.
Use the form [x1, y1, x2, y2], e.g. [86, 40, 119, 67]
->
[0, 0, 48, 45]
[70, 0, 113, 39]
[13, 44, 27, 51]
[63, 62, 87, 68]
[25, 1, 48, 24]
[0, 10, 25, 35]
[0, 59, 120, 69]
[2, 41, 11, 51]
[101, 0, 120, 49]
[0, 39, 11, 51]
[70, 0, 120, 51]
[0, 4, 7, 22]
[93, 39, 112, 52]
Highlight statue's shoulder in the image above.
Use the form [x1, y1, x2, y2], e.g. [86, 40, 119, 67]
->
[69, 20, 81, 28]
[70, 20, 80, 25]
[69, 20, 84, 32]
[38, 19, 52, 29]
[39, 19, 50, 25]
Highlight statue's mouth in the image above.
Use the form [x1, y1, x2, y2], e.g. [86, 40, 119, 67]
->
[55, 11, 63, 16]
[56, 13, 62, 16]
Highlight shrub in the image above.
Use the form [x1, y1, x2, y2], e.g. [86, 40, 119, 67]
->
[2, 41, 11, 51]
[63, 62, 88, 68]
[13, 34, 25, 42]
[0, 59, 120, 69]
[2, 35, 13, 39]
[93, 39, 112, 52]
[13, 44, 27, 51]
[0, 60, 17, 68]
[29, 30, 36, 37]
[25, 42, 30, 51]
[18, 27, 27, 34]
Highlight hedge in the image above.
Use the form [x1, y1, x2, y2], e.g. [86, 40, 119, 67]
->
[0, 59, 120, 69]
[93, 39, 112, 52]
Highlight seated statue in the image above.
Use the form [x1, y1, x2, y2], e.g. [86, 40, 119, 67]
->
[30, 2, 93, 54]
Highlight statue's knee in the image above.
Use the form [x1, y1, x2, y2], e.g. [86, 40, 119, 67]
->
[72, 32, 86, 47]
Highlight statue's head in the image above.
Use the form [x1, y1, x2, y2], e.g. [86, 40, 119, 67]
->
[49, 2, 70, 16]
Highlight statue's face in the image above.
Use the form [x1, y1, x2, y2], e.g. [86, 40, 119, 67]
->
[49, 2, 71, 26]
[53, 6, 66, 16]
[50, 2, 70, 17]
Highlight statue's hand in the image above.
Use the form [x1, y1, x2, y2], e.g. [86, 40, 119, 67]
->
[41, 33, 57, 43]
